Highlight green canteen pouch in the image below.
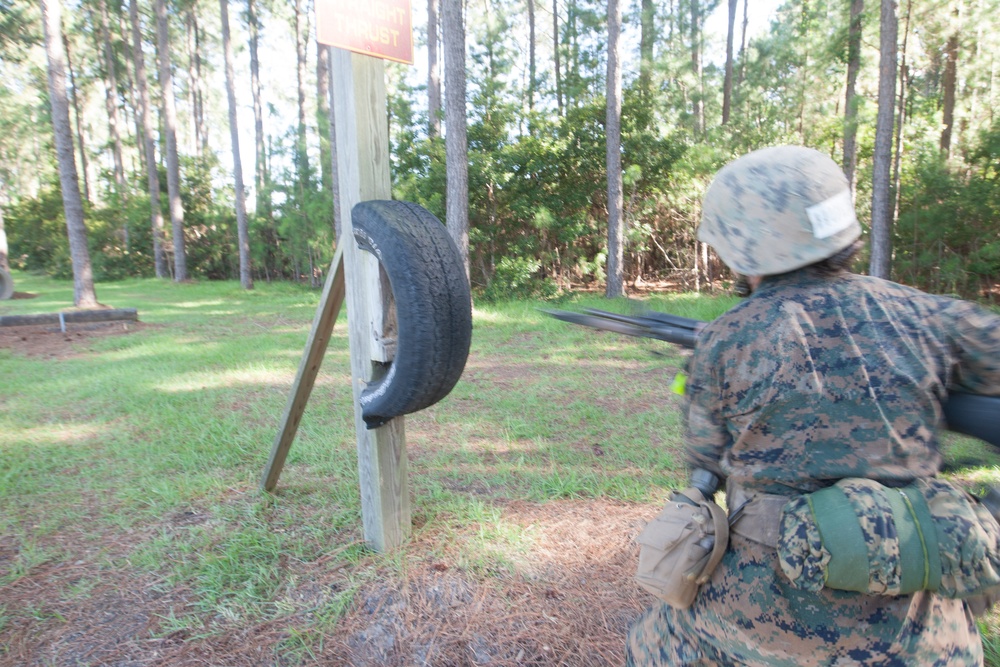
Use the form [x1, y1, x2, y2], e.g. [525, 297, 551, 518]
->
[635, 487, 729, 609]
[777, 477, 1000, 600]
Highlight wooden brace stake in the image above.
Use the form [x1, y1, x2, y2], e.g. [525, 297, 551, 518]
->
[260, 246, 345, 492]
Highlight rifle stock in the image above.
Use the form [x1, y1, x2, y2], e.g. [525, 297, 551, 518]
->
[545, 307, 1000, 449]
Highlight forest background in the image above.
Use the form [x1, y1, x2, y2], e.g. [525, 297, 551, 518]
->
[0, 0, 999, 302]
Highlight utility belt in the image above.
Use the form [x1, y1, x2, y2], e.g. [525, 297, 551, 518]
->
[727, 478, 1000, 604]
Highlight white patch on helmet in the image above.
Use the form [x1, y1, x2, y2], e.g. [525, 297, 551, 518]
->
[806, 189, 857, 239]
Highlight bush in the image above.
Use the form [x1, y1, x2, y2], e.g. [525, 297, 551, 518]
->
[480, 256, 558, 302]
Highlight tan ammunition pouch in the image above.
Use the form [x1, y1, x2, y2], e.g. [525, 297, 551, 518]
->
[726, 481, 787, 549]
[635, 487, 729, 609]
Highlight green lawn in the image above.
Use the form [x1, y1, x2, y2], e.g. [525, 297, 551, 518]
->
[1, 269, 998, 665]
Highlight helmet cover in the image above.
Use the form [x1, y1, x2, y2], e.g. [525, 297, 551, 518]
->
[698, 146, 862, 276]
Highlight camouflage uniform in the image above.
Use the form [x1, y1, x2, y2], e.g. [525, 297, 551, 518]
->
[627, 267, 1000, 666]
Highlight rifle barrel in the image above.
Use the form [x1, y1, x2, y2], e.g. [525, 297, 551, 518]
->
[544, 306, 1000, 450]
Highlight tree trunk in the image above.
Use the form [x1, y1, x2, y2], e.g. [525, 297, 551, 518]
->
[798, 0, 810, 140]
[155, 0, 188, 281]
[63, 33, 91, 204]
[186, 9, 207, 155]
[639, 0, 654, 104]
[325, 51, 342, 242]
[869, 0, 898, 280]
[119, 6, 146, 177]
[428, 0, 442, 136]
[248, 0, 268, 220]
[0, 204, 9, 273]
[41, 0, 99, 308]
[722, 0, 737, 124]
[690, 0, 703, 135]
[220, 0, 252, 289]
[129, 0, 168, 278]
[316, 40, 332, 197]
[843, 0, 864, 189]
[443, 0, 469, 281]
[194, 12, 207, 154]
[553, 0, 562, 117]
[527, 0, 537, 115]
[893, 0, 913, 223]
[98, 0, 126, 197]
[940, 4, 960, 157]
[737, 0, 748, 86]
[294, 0, 309, 186]
[666, 0, 675, 55]
[606, 0, 624, 298]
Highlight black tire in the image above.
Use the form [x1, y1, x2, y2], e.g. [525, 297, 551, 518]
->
[0, 268, 12, 300]
[352, 200, 472, 429]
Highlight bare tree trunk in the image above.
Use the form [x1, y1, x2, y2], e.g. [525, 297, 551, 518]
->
[702, 241, 711, 289]
[194, 12, 207, 155]
[63, 33, 91, 204]
[119, 7, 145, 176]
[869, 0, 898, 279]
[98, 0, 126, 197]
[893, 0, 912, 223]
[798, 0, 810, 140]
[428, 0, 442, 136]
[690, 0, 703, 135]
[693, 239, 701, 292]
[219, 0, 252, 289]
[737, 0, 748, 85]
[606, 0, 624, 298]
[639, 0, 654, 104]
[553, 0, 562, 117]
[0, 203, 9, 273]
[155, 0, 188, 281]
[41, 0, 99, 308]
[325, 53, 342, 241]
[186, 9, 207, 155]
[443, 0, 469, 281]
[722, 0, 737, 124]
[843, 0, 864, 189]
[185, 9, 198, 154]
[129, 0, 168, 278]
[940, 3, 960, 156]
[316, 40, 332, 197]
[528, 0, 537, 115]
[294, 0, 308, 185]
[248, 0, 268, 220]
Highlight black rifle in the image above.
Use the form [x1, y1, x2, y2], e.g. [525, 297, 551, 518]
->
[544, 307, 1000, 449]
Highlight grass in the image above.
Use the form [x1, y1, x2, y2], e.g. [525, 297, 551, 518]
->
[2, 269, 999, 665]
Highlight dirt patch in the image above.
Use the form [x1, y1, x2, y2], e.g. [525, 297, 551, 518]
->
[312, 499, 650, 666]
[0, 321, 147, 359]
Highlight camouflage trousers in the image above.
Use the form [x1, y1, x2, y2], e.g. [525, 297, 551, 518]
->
[626, 535, 983, 667]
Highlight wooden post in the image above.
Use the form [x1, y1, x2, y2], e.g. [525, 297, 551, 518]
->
[331, 49, 410, 552]
[260, 246, 345, 492]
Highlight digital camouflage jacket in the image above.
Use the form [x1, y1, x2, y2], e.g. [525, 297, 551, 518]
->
[628, 268, 1000, 667]
[686, 269, 1000, 495]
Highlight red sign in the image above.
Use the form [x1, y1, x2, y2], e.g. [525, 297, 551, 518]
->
[316, 0, 413, 65]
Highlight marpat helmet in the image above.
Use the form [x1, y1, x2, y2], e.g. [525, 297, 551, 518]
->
[698, 145, 862, 276]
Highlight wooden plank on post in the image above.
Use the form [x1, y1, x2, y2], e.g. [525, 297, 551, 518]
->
[260, 247, 345, 492]
[331, 48, 411, 553]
